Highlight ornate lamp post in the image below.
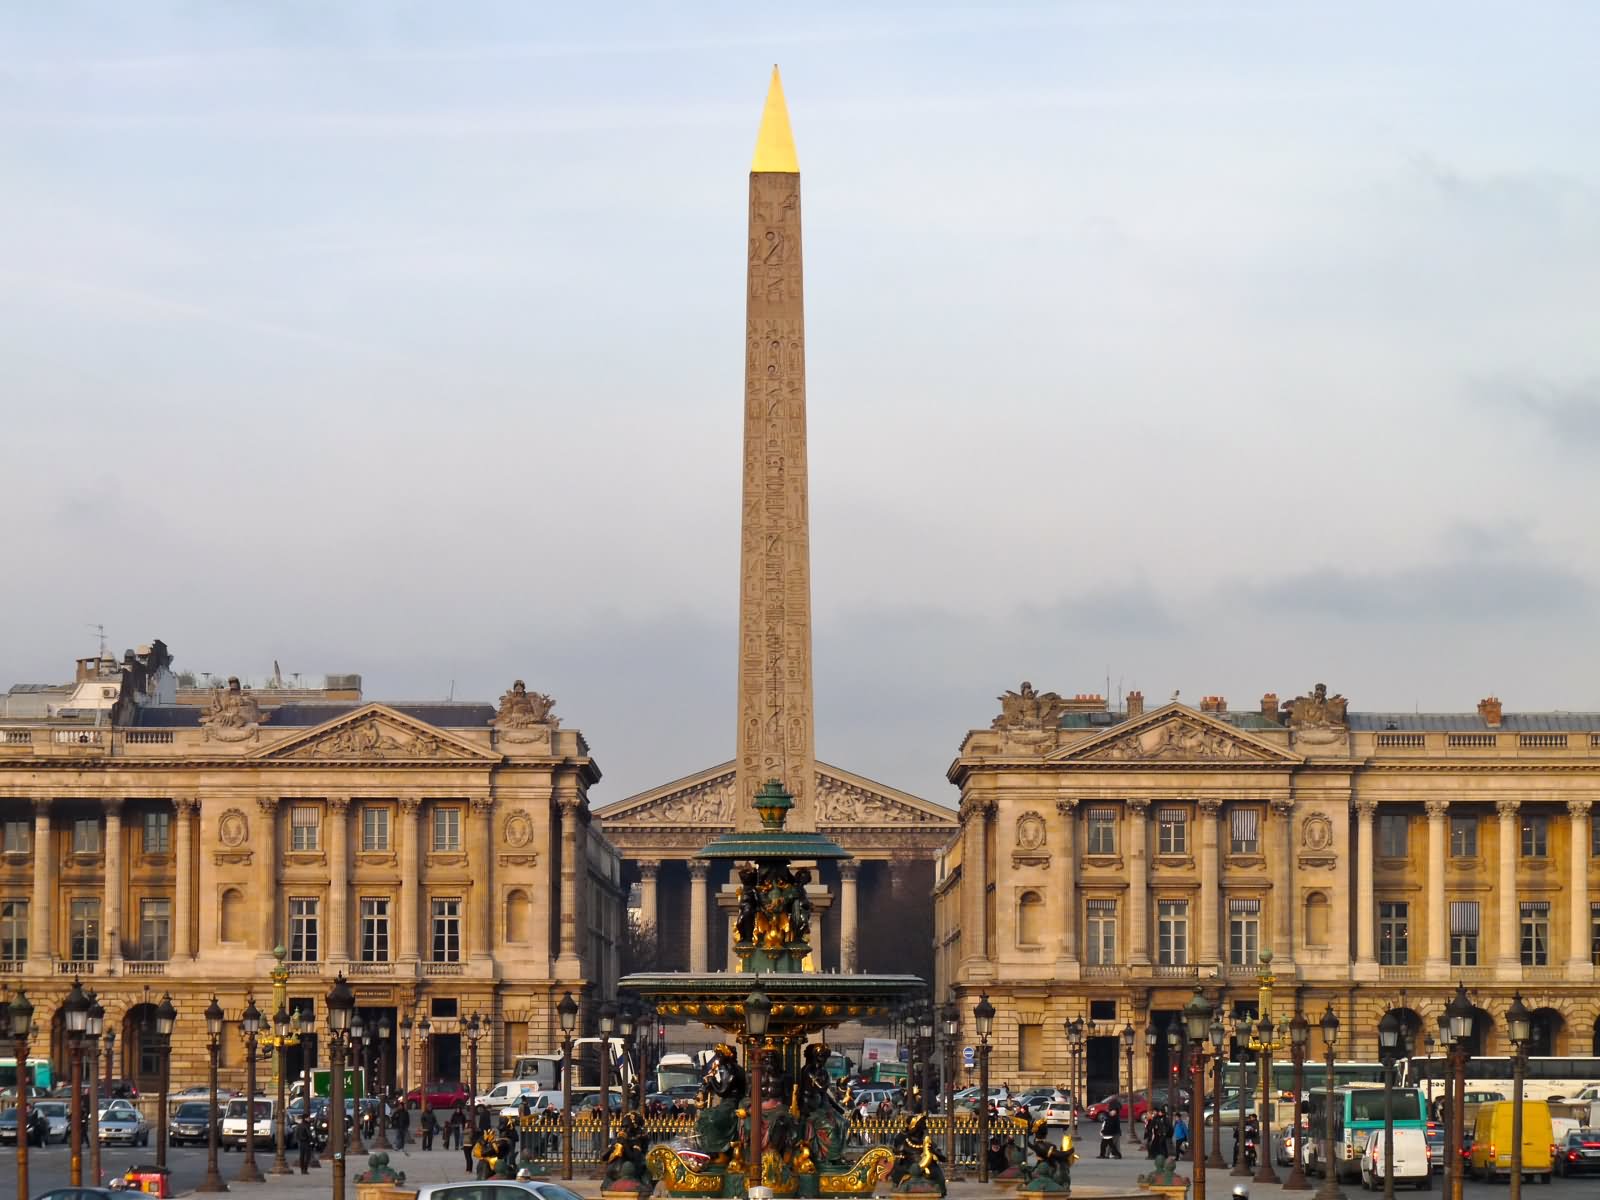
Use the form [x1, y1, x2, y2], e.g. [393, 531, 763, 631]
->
[154, 995, 177, 1172]
[1506, 993, 1532, 1200]
[598, 1000, 617, 1152]
[63, 976, 90, 1186]
[1377, 1009, 1402, 1200]
[974, 992, 995, 1184]
[1422, 1036, 1436, 1111]
[942, 999, 961, 1175]
[557, 991, 578, 1180]
[398, 1012, 412, 1134]
[295, 1006, 321, 1168]
[105, 1029, 116, 1094]
[1231, 1021, 1252, 1180]
[236, 996, 264, 1182]
[1253, 1012, 1280, 1184]
[618, 1004, 638, 1114]
[467, 1013, 484, 1104]
[1184, 988, 1213, 1200]
[347, 1009, 368, 1156]
[1284, 1010, 1311, 1189]
[198, 996, 229, 1193]
[1443, 984, 1474, 1200]
[326, 975, 355, 1200]
[1067, 1017, 1085, 1123]
[1165, 1017, 1181, 1108]
[745, 982, 772, 1188]
[271, 1007, 292, 1175]
[1142, 1023, 1157, 1145]
[919, 1007, 936, 1115]
[1122, 1023, 1137, 1149]
[1208, 1012, 1227, 1169]
[376, 1014, 392, 1146]
[9, 990, 34, 1200]
[1315, 1004, 1344, 1200]
[86, 994, 104, 1184]
[416, 1015, 432, 1132]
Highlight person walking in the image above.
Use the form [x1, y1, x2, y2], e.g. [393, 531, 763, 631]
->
[421, 1105, 437, 1150]
[297, 1110, 314, 1174]
[391, 1101, 410, 1152]
[1099, 1103, 1123, 1158]
[462, 1112, 478, 1173]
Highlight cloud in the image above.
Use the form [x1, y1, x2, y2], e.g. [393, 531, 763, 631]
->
[1468, 375, 1600, 450]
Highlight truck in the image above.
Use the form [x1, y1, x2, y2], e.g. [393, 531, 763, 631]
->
[289, 1067, 361, 1101]
[511, 1037, 630, 1091]
[655, 1053, 701, 1094]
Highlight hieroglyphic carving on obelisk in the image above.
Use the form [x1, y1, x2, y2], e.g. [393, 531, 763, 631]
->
[735, 67, 816, 832]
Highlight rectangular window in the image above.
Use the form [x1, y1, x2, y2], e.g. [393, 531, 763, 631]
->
[290, 805, 320, 852]
[1228, 898, 1260, 966]
[1378, 901, 1409, 965]
[1229, 807, 1260, 855]
[1521, 814, 1548, 858]
[0, 899, 28, 960]
[432, 806, 462, 852]
[360, 897, 390, 962]
[1449, 900, 1479, 967]
[1449, 816, 1478, 858]
[1085, 900, 1117, 966]
[73, 818, 101, 854]
[288, 897, 320, 962]
[431, 898, 462, 962]
[138, 898, 171, 961]
[1157, 808, 1188, 855]
[70, 898, 100, 961]
[2, 819, 30, 854]
[142, 810, 171, 854]
[361, 805, 390, 852]
[1520, 901, 1550, 967]
[1156, 900, 1188, 966]
[1378, 813, 1409, 858]
[1085, 808, 1117, 855]
[1592, 903, 1600, 967]
[1591, 812, 1600, 858]
[1018, 1023, 1043, 1072]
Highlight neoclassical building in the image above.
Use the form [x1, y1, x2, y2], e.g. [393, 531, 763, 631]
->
[0, 641, 623, 1093]
[936, 684, 1600, 1100]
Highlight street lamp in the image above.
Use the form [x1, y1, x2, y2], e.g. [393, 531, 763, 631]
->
[1231, 1020, 1252, 1180]
[467, 1013, 485, 1104]
[557, 991, 579, 1180]
[417, 1015, 432, 1132]
[198, 997, 229, 1193]
[237, 996, 264, 1183]
[618, 1004, 637, 1114]
[1444, 984, 1475, 1200]
[9, 990, 35, 1200]
[974, 992, 995, 1183]
[1208, 1012, 1227, 1169]
[86, 994, 104, 1185]
[598, 1000, 617, 1153]
[376, 1015, 392, 1147]
[1284, 1011, 1311, 1189]
[1506, 993, 1533, 1200]
[1184, 987, 1213, 1200]
[942, 999, 961, 1174]
[1165, 1016, 1182, 1110]
[745, 982, 773, 1188]
[1378, 1009, 1402, 1200]
[155, 995, 177, 1172]
[348, 1009, 368, 1156]
[63, 977, 90, 1187]
[1315, 1005, 1344, 1200]
[1143, 1022, 1157, 1146]
[919, 1007, 936, 1116]
[326, 975, 355, 1200]
[1121, 1023, 1137, 1149]
[271, 1007, 291, 1175]
[398, 1012, 413, 1127]
[1067, 1017, 1085, 1125]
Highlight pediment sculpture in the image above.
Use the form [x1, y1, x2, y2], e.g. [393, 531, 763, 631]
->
[1091, 717, 1250, 762]
[199, 676, 269, 742]
[991, 681, 1068, 731]
[279, 717, 463, 760]
[491, 679, 559, 743]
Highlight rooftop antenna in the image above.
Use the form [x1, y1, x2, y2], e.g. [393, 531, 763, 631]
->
[87, 622, 107, 660]
[448, 679, 456, 702]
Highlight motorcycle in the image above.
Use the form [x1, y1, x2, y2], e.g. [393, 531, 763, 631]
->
[1243, 1135, 1259, 1171]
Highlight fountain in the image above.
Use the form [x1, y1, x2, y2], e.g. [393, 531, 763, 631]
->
[619, 779, 927, 1198]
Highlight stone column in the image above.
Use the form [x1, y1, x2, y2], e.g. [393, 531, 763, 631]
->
[256, 797, 278, 955]
[1354, 799, 1377, 970]
[1271, 797, 1295, 962]
[636, 860, 661, 935]
[1056, 799, 1079, 963]
[838, 861, 859, 973]
[327, 798, 350, 962]
[1496, 799, 1520, 969]
[398, 796, 420, 963]
[1198, 799, 1221, 966]
[555, 794, 584, 975]
[471, 796, 494, 960]
[688, 860, 710, 972]
[30, 799, 52, 965]
[1128, 799, 1150, 966]
[104, 798, 124, 963]
[959, 799, 988, 969]
[1425, 800, 1449, 976]
[173, 798, 197, 960]
[1568, 800, 1593, 976]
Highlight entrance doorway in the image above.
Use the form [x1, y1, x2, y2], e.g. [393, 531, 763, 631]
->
[428, 1033, 462, 1087]
[1086, 1036, 1120, 1106]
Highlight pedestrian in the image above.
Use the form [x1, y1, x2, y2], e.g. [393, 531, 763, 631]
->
[463, 1112, 477, 1173]
[421, 1106, 437, 1150]
[297, 1110, 313, 1174]
[1099, 1103, 1122, 1158]
[391, 1102, 410, 1152]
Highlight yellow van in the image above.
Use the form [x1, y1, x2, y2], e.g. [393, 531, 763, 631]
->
[1470, 1100, 1554, 1182]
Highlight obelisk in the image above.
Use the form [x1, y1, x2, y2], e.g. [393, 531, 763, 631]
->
[735, 67, 816, 832]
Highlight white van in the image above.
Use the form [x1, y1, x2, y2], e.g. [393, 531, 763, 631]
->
[475, 1080, 543, 1109]
[1359, 1127, 1431, 1190]
[498, 1089, 564, 1121]
[221, 1096, 275, 1150]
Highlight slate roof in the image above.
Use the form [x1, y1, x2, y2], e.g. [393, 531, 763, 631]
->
[1348, 712, 1600, 732]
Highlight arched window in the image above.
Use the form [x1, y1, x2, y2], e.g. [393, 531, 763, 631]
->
[1017, 891, 1045, 947]
[1304, 892, 1330, 947]
[220, 888, 244, 943]
[505, 889, 531, 944]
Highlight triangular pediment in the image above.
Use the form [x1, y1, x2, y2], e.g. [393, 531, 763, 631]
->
[593, 760, 955, 829]
[1047, 703, 1302, 766]
[249, 704, 498, 763]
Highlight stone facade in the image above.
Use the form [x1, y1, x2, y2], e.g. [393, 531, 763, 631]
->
[0, 645, 623, 1094]
[937, 685, 1600, 1097]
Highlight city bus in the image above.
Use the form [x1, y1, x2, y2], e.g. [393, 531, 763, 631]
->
[1306, 1084, 1428, 1182]
[0, 1056, 54, 1093]
[1401, 1057, 1600, 1104]
[1222, 1060, 1387, 1094]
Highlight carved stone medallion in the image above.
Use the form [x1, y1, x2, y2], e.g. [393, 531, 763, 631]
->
[218, 808, 248, 847]
[1015, 811, 1046, 851]
[1301, 813, 1333, 851]
[504, 811, 533, 848]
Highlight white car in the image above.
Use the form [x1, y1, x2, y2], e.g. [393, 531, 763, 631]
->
[1359, 1127, 1431, 1191]
[477, 1080, 545, 1109]
[98, 1101, 152, 1146]
[220, 1096, 275, 1149]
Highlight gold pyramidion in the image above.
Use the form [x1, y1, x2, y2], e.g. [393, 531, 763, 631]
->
[751, 64, 799, 173]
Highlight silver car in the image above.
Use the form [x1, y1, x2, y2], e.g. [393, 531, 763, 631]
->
[98, 1099, 152, 1146]
[35, 1100, 71, 1143]
[416, 1182, 588, 1200]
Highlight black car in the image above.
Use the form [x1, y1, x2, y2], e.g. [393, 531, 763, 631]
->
[1556, 1129, 1600, 1177]
[169, 1101, 220, 1147]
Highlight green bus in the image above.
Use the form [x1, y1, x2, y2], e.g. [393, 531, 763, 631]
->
[1306, 1085, 1427, 1182]
[0, 1056, 54, 1092]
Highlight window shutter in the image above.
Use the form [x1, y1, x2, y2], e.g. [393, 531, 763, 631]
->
[1228, 898, 1261, 914]
[1449, 901, 1478, 934]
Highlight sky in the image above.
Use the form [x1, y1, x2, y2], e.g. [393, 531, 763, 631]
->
[3, 2, 1598, 808]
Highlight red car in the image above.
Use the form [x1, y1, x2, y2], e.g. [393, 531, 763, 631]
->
[1088, 1092, 1149, 1122]
[405, 1081, 469, 1109]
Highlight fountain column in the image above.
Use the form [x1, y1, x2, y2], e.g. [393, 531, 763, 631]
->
[689, 860, 709, 971]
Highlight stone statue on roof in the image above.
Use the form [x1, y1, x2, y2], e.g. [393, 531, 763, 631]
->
[199, 676, 268, 741]
[992, 682, 1068, 731]
[1285, 683, 1348, 729]
[491, 679, 559, 729]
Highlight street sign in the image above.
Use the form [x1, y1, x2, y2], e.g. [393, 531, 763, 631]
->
[963, 1045, 976, 1068]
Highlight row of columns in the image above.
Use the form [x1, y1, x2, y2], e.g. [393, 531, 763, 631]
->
[27, 796, 156, 965]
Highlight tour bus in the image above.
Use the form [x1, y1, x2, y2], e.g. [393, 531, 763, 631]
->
[1306, 1084, 1429, 1182]
[1223, 1060, 1386, 1094]
[1402, 1056, 1600, 1104]
[0, 1056, 54, 1093]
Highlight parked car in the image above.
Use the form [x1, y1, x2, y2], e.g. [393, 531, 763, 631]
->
[221, 1096, 275, 1150]
[33, 1189, 128, 1200]
[405, 1081, 470, 1110]
[1040, 1094, 1079, 1124]
[98, 1103, 152, 1146]
[415, 1181, 589, 1200]
[34, 1100, 71, 1144]
[1359, 1127, 1431, 1190]
[1016, 1088, 1064, 1116]
[170, 1100, 221, 1146]
[1555, 1129, 1600, 1177]
[0, 1104, 50, 1146]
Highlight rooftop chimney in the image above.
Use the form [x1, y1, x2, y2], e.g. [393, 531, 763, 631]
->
[1478, 696, 1503, 728]
[1126, 690, 1144, 718]
[1200, 695, 1227, 714]
[1261, 692, 1280, 722]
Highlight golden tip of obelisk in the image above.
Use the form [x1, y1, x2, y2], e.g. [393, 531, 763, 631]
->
[751, 64, 799, 174]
